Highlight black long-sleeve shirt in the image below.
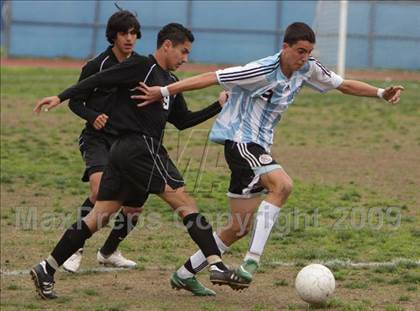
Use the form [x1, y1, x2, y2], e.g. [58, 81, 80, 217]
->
[68, 46, 135, 134]
[59, 54, 221, 141]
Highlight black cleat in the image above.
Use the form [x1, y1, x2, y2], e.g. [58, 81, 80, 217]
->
[209, 266, 250, 291]
[30, 261, 57, 299]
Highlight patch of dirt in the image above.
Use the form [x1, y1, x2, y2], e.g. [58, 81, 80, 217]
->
[1, 98, 83, 132]
[171, 142, 420, 209]
[275, 145, 420, 206]
[1, 266, 419, 310]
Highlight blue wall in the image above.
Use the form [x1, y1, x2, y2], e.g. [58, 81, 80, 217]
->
[3, 0, 420, 69]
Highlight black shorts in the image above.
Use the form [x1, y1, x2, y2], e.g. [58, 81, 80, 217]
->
[224, 140, 282, 198]
[78, 129, 117, 182]
[97, 134, 185, 206]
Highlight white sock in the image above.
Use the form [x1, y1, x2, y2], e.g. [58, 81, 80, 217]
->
[244, 252, 261, 263]
[214, 231, 229, 253]
[176, 232, 229, 278]
[245, 200, 280, 263]
[176, 265, 195, 279]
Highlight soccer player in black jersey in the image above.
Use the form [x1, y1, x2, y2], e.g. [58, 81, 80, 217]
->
[31, 23, 247, 299]
[62, 9, 142, 273]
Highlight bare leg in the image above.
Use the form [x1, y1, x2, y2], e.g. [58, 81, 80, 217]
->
[237, 168, 293, 281]
[217, 196, 262, 246]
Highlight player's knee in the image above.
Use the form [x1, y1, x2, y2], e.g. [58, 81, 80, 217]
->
[89, 187, 100, 203]
[84, 208, 112, 231]
[123, 206, 144, 216]
[83, 213, 105, 233]
[177, 195, 198, 216]
[89, 193, 98, 204]
[269, 177, 293, 200]
[89, 175, 102, 203]
[283, 178, 293, 197]
[97, 213, 112, 229]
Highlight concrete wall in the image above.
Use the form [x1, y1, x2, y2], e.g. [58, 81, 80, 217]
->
[2, 0, 419, 69]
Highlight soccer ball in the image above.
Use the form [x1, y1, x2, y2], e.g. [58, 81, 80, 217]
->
[295, 264, 335, 304]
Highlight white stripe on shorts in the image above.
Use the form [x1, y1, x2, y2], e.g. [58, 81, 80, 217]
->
[143, 136, 167, 184]
[242, 143, 260, 167]
[237, 143, 259, 167]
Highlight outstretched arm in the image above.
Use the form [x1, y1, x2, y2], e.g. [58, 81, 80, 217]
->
[34, 57, 150, 114]
[133, 72, 218, 107]
[337, 80, 404, 104]
[168, 91, 228, 130]
[34, 95, 61, 113]
[34, 74, 108, 114]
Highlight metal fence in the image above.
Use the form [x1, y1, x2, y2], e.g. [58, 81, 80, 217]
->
[1, 0, 420, 69]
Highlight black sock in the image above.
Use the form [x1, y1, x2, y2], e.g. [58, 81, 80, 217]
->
[212, 261, 229, 271]
[79, 198, 94, 218]
[100, 211, 139, 256]
[49, 220, 92, 270]
[183, 257, 227, 274]
[183, 213, 221, 259]
[184, 259, 196, 274]
[76, 198, 94, 249]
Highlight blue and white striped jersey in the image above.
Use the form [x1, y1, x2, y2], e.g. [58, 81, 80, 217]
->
[209, 51, 343, 152]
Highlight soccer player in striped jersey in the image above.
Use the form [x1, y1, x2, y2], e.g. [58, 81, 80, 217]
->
[135, 22, 404, 290]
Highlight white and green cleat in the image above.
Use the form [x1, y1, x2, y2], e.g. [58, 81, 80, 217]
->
[170, 272, 216, 296]
[236, 258, 259, 283]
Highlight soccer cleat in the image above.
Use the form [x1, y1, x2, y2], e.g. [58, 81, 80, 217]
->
[30, 261, 57, 300]
[209, 265, 250, 291]
[62, 248, 83, 273]
[97, 249, 137, 268]
[170, 272, 216, 296]
[235, 258, 259, 283]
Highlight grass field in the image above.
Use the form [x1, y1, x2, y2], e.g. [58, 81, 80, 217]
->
[1, 66, 419, 311]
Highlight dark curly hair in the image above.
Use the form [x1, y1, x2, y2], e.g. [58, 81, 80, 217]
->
[106, 10, 141, 44]
[157, 23, 194, 48]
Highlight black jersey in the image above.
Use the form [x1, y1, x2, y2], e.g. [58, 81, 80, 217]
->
[59, 54, 221, 142]
[68, 46, 139, 135]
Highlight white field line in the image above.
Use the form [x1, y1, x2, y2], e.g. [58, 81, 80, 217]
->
[1, 258, 419, 277]
[1, 266, 131, 276]
[269, 258, 420, 268]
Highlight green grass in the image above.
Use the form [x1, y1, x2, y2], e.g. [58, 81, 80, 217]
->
[1, 67, 419, 310]
[385, 305, 406, 311]
[6, 284, 20, 290]
[2, 67, 420, 263]
[273, 278, 289, 287]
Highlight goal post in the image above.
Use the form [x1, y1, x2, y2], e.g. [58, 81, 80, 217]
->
[313, 0, 348, 77]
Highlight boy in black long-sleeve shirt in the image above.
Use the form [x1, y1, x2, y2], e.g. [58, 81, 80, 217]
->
[32, 23, 248, 300]
[62, 9, 142, 273]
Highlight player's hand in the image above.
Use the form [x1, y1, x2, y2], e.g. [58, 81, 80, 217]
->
[130, 82, 163, 107]
[218, 91, 229, 107]
[33, 96, 61, 114]
[383, 85, 404, 105]
[92, 113, 109, 130]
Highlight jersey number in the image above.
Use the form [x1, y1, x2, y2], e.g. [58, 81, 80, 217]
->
[162, 96, 170, 110]
[261, 90, 274, 103]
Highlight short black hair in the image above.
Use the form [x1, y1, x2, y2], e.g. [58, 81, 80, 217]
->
[283, 22, 316, 46]
[157, 23, 194, 48]
[106, 10, 141, 44]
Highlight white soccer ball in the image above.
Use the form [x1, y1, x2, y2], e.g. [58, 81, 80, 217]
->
[295, 264, 335, 304]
